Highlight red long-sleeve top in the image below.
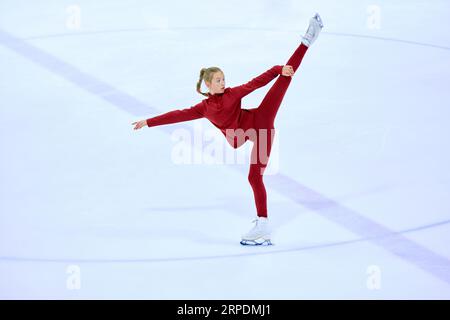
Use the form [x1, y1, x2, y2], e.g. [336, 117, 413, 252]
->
[146, 65, 283, 147]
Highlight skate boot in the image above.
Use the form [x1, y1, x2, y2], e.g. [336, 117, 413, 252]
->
[301, 13, 324, 47]
[240, 217, 272, 246]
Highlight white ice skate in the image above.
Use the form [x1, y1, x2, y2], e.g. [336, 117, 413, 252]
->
[301, 13, 324, 47]
[240, 217, 272, 246]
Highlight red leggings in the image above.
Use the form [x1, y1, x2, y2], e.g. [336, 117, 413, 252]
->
[248, 43, 308, 217]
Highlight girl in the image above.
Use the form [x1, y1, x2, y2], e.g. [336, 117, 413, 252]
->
[132, 14, 324, 245]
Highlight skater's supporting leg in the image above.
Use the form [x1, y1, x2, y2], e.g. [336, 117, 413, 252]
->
[247, 128, 275, 218]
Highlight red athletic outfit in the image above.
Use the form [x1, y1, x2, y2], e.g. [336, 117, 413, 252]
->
[146, 43, 309, 217]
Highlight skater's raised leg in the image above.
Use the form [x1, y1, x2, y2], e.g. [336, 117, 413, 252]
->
[255, 13, 324, 129]
[254, 43, 307, 128]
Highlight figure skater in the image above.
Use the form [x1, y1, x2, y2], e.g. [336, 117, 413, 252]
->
[132, 14, 324, 245]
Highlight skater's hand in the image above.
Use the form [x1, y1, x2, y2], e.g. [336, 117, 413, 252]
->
[282, 65, 295, 77]
[132, 120, 147, 130]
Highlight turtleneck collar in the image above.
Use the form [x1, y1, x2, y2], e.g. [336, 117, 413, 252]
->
[207, 90, 225, 98]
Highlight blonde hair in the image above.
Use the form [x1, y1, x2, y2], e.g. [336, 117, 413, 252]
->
[196, 67, 223, 97]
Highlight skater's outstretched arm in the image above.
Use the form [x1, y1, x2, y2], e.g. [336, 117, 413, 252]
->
[230, 65, 284, 99]
[132, 101, 205, 130]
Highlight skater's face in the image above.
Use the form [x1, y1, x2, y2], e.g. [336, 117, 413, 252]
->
[206, 72, 225, 95]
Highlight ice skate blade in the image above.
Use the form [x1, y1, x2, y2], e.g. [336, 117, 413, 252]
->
[240, 239, 273, 246]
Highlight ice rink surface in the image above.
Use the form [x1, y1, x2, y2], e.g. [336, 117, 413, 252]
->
[1, 0, 450, 299]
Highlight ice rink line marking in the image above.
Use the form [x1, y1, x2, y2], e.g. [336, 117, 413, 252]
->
[0, 218, 449, 264]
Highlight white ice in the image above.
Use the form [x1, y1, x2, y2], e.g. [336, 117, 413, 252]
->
[1, 0, 450, 299]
